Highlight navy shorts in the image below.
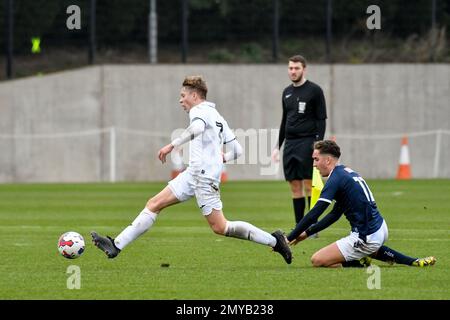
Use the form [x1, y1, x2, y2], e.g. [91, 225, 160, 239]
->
[282, 137, 315, 181]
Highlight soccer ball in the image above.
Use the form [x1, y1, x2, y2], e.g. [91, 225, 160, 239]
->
[58, 231, 85, 259]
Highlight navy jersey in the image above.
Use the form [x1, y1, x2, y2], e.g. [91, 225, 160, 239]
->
[320, 165, 384, 238]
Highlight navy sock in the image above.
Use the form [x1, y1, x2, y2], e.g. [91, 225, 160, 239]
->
[293, 197, 305, 224]
[373, 245, 416, 265]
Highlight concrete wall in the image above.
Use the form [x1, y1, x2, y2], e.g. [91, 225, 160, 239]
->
[0, 67, 103, 182]
[0, 64, 449, 182]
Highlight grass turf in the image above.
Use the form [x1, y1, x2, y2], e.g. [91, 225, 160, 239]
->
[0, 180, 448, 299]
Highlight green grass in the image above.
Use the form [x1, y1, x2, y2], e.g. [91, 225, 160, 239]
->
[0, 180, 448, 300]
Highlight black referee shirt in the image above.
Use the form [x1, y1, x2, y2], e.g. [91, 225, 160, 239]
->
[278, 80, 327, 147]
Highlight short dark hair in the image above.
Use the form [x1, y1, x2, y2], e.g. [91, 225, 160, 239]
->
[314, 140, 341, 159]
[289, 55, 307, 67]
[182, 75, 208, 99]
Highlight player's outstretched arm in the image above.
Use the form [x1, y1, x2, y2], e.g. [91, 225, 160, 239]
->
[158, 144, 174, 163]
[305, 204, 344, 236]
[223, 139, 243, 162]
[171, 119, 206, 148]
[159, 119, 206, 163]
[287, 201, 329, 244]
[289, 231, 308, 246]
[289, 202, 344, 246]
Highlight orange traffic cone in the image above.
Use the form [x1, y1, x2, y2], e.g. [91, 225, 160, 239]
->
[171, 169, 183, 179]
[221, 165, 228, 183]
[396, 136, 412, 180]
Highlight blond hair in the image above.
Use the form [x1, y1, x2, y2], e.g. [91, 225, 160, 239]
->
[182, 75, 208, 99]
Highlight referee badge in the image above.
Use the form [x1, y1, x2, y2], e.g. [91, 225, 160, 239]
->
[298, 101, 306, 113]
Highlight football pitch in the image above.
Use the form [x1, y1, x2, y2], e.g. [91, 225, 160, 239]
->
[0, 180, 448, 300]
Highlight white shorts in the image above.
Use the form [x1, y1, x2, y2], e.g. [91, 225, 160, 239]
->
[336, 220, 388, 261]
[168, 170, 223, 215]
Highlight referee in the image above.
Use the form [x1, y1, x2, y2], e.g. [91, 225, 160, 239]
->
[272, 55, 327, 225]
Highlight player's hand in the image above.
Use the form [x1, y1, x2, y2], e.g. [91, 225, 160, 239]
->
[158, 144, 174, 163]
[288, 232, 307, 246]
[271, 148, 280, 163]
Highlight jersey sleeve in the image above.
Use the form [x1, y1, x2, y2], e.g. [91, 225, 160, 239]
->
[278, 91, 287, 148]
[278, 99, 286, 149]
[314, 87, 327, 120]
[171, 119, 206, 147]
[305, 202, 344, 236]
[286, 201, 330, 242]
[318, 170, 340, 203]
[189, 107, 207, 126]
[222, 119, 236, 144]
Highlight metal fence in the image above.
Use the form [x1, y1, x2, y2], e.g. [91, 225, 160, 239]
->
[2, 0, 450, 80]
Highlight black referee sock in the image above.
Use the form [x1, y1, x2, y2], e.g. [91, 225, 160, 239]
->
[373, 245, 416, 265]
[292, 197, 305, 224]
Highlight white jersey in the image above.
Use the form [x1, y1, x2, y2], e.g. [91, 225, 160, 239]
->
[187, 101, 235, 182]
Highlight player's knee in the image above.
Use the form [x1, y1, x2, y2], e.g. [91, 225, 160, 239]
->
[290, 183, 304, 197]
[211, 219, 227, 235]
[211, 224, 225, 235]
[291, 183, 299, 189]
[292, 191, 304, 198]
[291, 189, 304, 198]
[311, 254, 326, 267]
[304, 185, 312, 195]
[209, 219, 227, 235]
[146, 197, 162, 212]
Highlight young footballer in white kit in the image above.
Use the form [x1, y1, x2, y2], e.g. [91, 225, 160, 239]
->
[91, 75, 292, 264]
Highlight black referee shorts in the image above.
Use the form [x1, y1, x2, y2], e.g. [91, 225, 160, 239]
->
[282, 137, 315, 181]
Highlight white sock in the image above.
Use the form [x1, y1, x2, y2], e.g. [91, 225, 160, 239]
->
[224, 221, 277, 247]
[114, 208, 158, 250]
